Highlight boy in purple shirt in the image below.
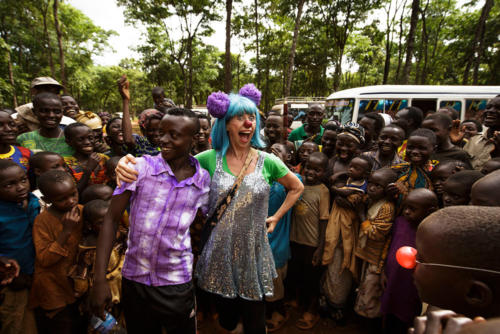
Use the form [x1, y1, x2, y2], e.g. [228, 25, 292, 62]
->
[91, 108, 210, 334]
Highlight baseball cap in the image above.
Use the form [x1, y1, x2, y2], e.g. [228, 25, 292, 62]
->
[30, 77, 63, 89]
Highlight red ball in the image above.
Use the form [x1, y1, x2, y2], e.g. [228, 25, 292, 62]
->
[396, 246, 417, 269]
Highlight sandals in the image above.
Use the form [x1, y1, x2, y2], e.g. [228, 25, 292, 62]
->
[266, 311, 290, 332]
[295, 312, 320, 330]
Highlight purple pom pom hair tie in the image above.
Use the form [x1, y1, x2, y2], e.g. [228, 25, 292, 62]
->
[206, 91, 230, 119]
[239, 83, 261, 107]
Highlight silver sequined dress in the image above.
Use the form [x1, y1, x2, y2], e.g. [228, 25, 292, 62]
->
[195, 151, 277, 301]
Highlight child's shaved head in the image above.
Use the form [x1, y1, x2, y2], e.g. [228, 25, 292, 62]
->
[81, 184, 113, 204]
[471, 170, 500, 206]
[307, 152, 328, 169]
[416, 206, 500, 318]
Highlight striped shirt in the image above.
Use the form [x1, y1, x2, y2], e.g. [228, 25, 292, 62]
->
[114, 154, 211, 286]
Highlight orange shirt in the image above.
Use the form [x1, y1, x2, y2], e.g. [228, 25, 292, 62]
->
[30, 205, 83, 311]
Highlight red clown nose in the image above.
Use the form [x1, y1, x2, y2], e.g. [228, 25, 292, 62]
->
[396, 246, 417, 269]
[243, 120, 252, 128]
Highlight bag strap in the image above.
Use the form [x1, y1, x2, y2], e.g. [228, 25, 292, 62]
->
[207, 148, 257, 227]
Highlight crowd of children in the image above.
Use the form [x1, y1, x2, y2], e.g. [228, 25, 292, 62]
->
[0, 75, 500, 334]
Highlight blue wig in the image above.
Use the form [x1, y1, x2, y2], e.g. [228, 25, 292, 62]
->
[211, 94, 266, 156]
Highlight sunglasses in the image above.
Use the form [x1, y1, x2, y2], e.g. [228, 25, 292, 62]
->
[396, 246, 500, 275]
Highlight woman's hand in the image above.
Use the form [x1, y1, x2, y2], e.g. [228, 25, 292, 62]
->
[116, 154, 138, 186]
[266, 216, 279, 233]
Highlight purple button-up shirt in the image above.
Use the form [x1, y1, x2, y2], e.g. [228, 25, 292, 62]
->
[114, 154, 210, 286]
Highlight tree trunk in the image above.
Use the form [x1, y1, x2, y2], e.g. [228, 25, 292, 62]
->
[224, 0, 233, 93]
[186, 37, 193, 108]
[7, 50, 17, 107]
[53, 0, 67, 93]
[472, 0, 493, 84]
[284, 0, 306, 97]
[382, 0, 393, 84]
[254, 0, 260, 87]
[41, 1, 55, 77]
[401, 0, 420, 84]
[420, 3, 429, 84]
[395, 5, 406, 81]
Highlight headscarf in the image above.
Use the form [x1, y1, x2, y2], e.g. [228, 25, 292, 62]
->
[75, 111, 102, 130]
[338, 122, 365, 145]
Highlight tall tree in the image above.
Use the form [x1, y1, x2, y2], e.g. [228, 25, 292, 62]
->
[463, 0, 494, 84]
[284, 0, 306, 97]
[401, 0, 420, 84]
[53, 0, 67, 93]
[224, 0, 233, 92]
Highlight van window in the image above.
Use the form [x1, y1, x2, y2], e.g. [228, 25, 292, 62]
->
[465, 99, 488, 121]
[439, 101, 462, 112]
[358, 99, 408, 120]
[411, 99, 437, 116]
[326, 99, 354, 124]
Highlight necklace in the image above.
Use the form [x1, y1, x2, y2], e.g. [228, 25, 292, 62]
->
[36, 129, 64, 152]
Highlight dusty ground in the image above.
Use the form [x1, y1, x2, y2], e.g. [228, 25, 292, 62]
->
[198, 307, 372, 334]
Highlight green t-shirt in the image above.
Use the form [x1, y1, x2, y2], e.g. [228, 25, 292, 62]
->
[195, 149, 290, 185]
[17, 130, 74, 157]
[288, 124, 324, 145]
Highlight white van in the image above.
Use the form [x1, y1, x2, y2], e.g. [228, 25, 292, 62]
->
[325, 85, 500, 124]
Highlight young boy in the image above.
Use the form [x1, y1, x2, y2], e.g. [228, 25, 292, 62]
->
[90, 108, 211, 334]
[321, 155, 373, 323]
[0, 160, 40, 333]
[266, 143, 300, 331]
[442, 170, 483, 207]
[294, 141, 319, 174]
[415, 206, 500, 319]
[321, 121, 340, 161]
[63, 123, 109, 193]
[0, 110, 32, 171]
[358, 112, 385, 152]
[17, 92, 74, 157]
[471, 170, 500, 206]
[354, 168, 398, 321]
[380, 188, 438, 334]
[30, 170, 85, 333]
[119, 76, 163, 157]
[288, 152, 330, 330]
[363, 124, 405, 171]
[80, 184, 113, 204]
[422, 113, 472, 167]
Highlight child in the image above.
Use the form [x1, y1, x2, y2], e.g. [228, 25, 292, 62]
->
[358, 112, 385, 152]
[17, 92, 74, 157]
[264, 114, 285, 149]
[471, 170, 500, 206]
[0, 110, 32, 171]
[118, 75, 163, 157]
[363, 124, 405, 171]
[430, 160, 465, 206]
[442, 170, 483, 207]
[354, 168, 398, 321]
[415, 206, 500, 319]
[80, 184, 113, 204]
[30, 170, 85, 333]
[104, 117, 126, 157]
[28, 151, 67, 210]
[321, 121, 340, 161]
[105, 156, 121, 189]
[294, 141, 319, 174]
[0, 160, 40, 333]
[380, 188, 438, 333]
[421, 113, 472, 167]
[389, 128, 437, 209]
[69, 200, 124, 307]
[91, 108, 211, 334]
[192, 113, 212, 155]
[321, 155, 373, 322]
[481, 157, 500, 175]
[63, 123, 109, 193]
[266, 143, 300, 331]
[288, 152, 330, 330]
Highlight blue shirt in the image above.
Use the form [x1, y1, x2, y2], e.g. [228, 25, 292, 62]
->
[267, 174, 301, 269]
[0, 193, 40, 274]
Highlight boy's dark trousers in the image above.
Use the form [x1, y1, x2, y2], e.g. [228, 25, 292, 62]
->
[35, 303, 86, 334]
[122, 278, 196, 334]
[287, 241, 323, 310]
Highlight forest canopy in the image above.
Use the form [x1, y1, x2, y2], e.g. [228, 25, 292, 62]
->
[1, 0, 498, 114]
